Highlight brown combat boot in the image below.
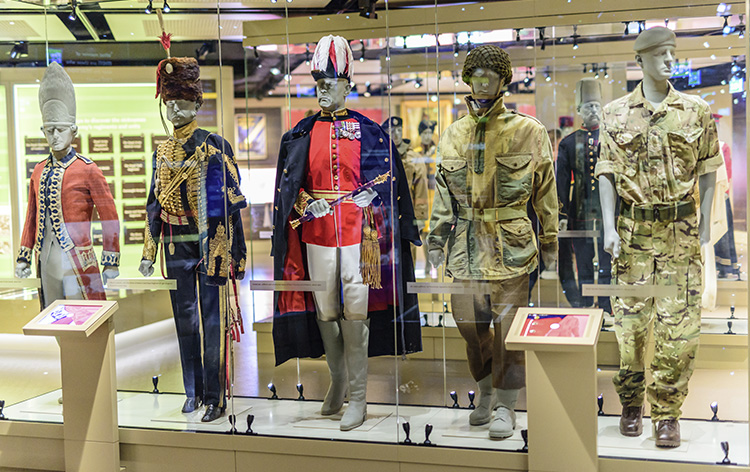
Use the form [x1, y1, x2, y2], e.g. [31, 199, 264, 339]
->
[619, 405, 643, 436]
[655, 419, 680, 448]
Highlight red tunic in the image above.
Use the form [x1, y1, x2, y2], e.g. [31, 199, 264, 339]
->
[301, 118, 363, 247]
[18, 154, 120, 303]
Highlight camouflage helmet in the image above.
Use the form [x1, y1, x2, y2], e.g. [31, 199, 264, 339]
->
[461, 45, 513, 88]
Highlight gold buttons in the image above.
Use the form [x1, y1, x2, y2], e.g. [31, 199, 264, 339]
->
[334, 184, 339, 190]
[277, 188, 281, 192]
[385, 158, 389, 162]
[331, 134, 336, 139]
[334, 175, 339, 180]
[283, 168, 288, 174]
[332, 153, 337, 159]
[274, 205, 278, 210]
[332, 143, 337, 149]
[379, 138, 383, 143]
[333, 164, 338, 170]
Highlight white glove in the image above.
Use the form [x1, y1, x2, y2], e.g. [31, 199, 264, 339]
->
[559, 219, 568, 232]
[102, 266, 119, 285]
[352, 188, 377, 208]
[307, 198, 331, 218]
[15, 262, 31, 279]
[428, 248, 445, 269]
[139, 260, 154, 277]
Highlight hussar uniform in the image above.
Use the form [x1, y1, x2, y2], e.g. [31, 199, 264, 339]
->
[142, 57, 247, 416]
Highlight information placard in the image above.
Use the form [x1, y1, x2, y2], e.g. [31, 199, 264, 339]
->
[506, 307, 603, 352]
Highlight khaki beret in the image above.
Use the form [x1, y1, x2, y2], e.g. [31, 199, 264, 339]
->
[633, 26, 676, 53]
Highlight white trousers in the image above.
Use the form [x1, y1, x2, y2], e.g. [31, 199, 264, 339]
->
[306, 243, 368, 321]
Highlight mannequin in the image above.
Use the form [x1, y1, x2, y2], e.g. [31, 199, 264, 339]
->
[139, 56, 247, 423]
[16, 63, 120, 308]
[597, 27, 720, 448]
[271, 35, 421, 431]
[383, 116, 429, 268]
[556, 79, 611, 313]
[427, 45, 558, 439]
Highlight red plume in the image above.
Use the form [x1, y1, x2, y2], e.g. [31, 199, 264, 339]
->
[159, 32, 172, 52]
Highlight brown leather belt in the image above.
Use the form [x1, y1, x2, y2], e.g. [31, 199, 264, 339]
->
[620, 200, 695, 222]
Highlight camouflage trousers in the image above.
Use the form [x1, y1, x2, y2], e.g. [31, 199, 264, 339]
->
[611, 214, 701, 422]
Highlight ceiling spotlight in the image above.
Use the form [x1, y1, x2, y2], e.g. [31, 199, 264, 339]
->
[195, 41, 214, 61]
[622, 21, 630, 35]
[544, 67, 551, 82]
[515, 28, 521, 42]
[270, 67, 281, 76]
[9, 42, 27, 59]
[722, 15, 732, 35]
[359, 0, 377, 19]
[163, 0, 170, 13]
[572, 25, 580, 50]
[304, 43, 311, 66]
[359, 39, 366, 62]
[453, 36, 459, 57]
[145, 0, 153, 14]
[738, 15, 745, 38]
[414, 77, 423, 89]
[538, 27, 546, 51]
[603, 64, 609, 79]
[363, 84, 372, 98]
[271, 0, 278, 3]
[582, 63, 588, 74]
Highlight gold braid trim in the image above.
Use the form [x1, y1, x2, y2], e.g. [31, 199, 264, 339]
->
[142, 219, 159, 261]
[207, 222, 229, 279]
[294, 190, 314, 216]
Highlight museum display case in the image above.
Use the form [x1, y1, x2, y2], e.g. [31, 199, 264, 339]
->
[0, 1, 748, 471]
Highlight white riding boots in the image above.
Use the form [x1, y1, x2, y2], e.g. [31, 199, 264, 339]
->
[317, 320, 348, 416]
[489, 388, 519, 439]
[339, 319, 370, 431]
[469, 375, 497, 426]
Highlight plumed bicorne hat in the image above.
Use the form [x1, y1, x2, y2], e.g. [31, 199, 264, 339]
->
[310, 35, 353, 82]
[39, 62, 76, 126]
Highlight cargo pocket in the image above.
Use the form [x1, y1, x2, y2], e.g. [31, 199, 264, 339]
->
[440, 159, 468, 200]
[500, 219, 535, 268]
[667, 127, 702, 177]
[496, 153, 532, 203]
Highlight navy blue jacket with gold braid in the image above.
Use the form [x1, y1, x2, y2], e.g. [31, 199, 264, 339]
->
[271, 110, 422, 366]
[143, 126, 247, 285]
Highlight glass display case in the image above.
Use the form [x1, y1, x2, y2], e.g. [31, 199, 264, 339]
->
[0, 0, 747, 470]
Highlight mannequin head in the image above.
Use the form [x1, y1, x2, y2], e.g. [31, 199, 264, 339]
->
[418, 119, 436, 148]
[166, 99, 201, 128]
[633, 27, 677, 83]
[316, 78, 351, 112]
[575, 78, 602, 130]
[390, 125, 404, 146]
[578, 101, 602, 129]
[42, 124, 77, 155]
[470, 68, 502, 101]
[461, 44, 512, 102]
[636, 44, 676, 82]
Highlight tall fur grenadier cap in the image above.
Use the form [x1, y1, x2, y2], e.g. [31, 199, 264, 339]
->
[576, 78, 602, 109]
[310, 35, 353, 81]
[155, 57, 203, 105]
[39, 62, 76, 126]
[633, 26, 676, 53]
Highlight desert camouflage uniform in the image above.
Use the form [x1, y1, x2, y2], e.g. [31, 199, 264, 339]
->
[595, 81, 722, 421]
[428, 96, 558, 388]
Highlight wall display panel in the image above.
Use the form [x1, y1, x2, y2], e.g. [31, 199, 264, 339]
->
[0, 85, 11, 278]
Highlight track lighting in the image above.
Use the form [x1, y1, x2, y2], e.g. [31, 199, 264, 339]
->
[163, 0, 170, 13]
[145, 0, 153, 14]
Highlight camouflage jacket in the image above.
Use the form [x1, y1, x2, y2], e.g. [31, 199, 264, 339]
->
[595, 81, 722, 206]
[398, 140, 429, 223]
[427, 97, 559, 280]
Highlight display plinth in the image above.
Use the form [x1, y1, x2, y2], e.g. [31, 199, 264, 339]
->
[23, 300, 120, 472]
[506, 307, 603, 472]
